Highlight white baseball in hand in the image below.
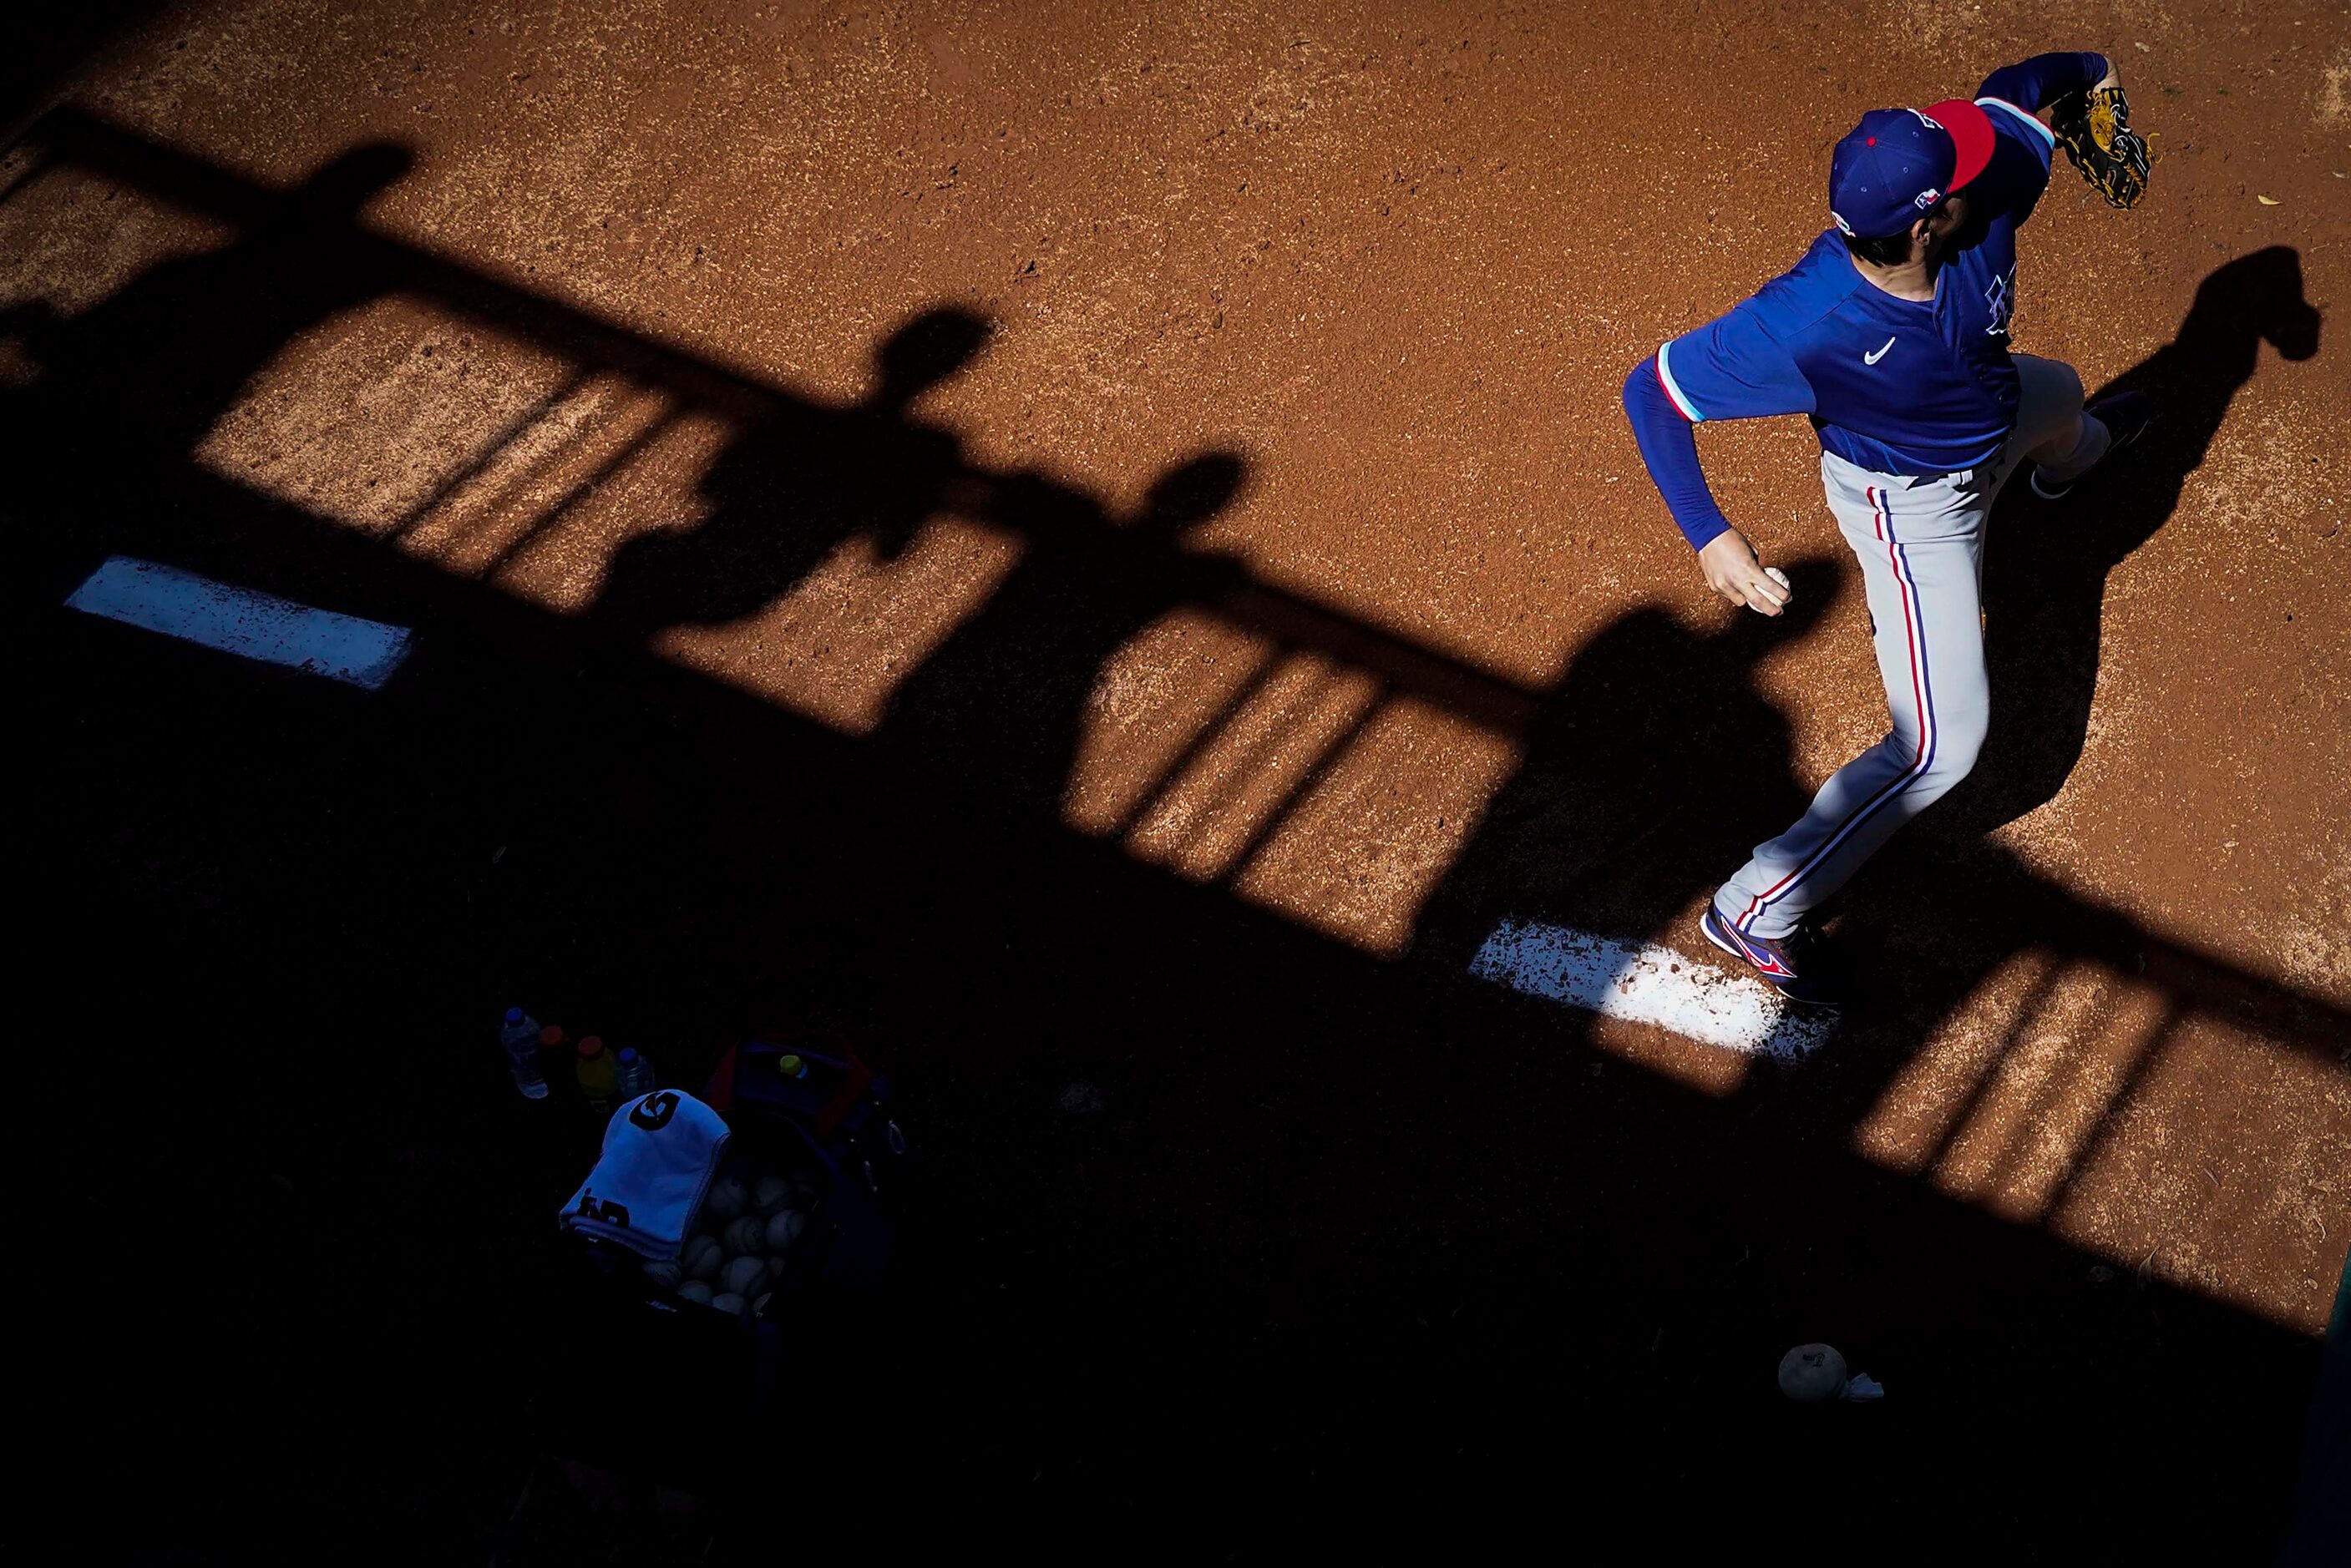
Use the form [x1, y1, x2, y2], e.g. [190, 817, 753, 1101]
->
[1765, 566, 1790, 590]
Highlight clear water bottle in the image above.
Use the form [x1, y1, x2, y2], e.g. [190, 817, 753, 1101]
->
[501, 1007, 548, 1098]
[615, 1046, 656, 1100]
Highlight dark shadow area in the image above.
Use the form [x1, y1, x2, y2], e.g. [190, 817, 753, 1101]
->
[3, 142, 411, 463]
[1418, 554, 1839, 964]
[598, 306, 992, 637]
[0, 2, 160, 139]
[5, 110, 2344, 1559]
[879, 451, 1249, 813]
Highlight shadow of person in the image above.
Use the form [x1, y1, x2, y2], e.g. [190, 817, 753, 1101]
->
[1823, 248, 2324, 1066]
[595, 306, 991, 637]
[876, 451, 1250, 816]
[4, 143, 413, 468]
[1417, 555, 1841, 966]
[1935, 245, 2323, 840]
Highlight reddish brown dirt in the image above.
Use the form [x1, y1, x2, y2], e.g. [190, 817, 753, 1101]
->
[5, 0, 2346, 1557]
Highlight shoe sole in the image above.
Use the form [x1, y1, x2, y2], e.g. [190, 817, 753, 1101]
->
[1700, 908, 1842, 1009]
[2031, 399, 2153, 500]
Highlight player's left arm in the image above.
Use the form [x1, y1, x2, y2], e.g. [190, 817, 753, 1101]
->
[1983, 51, 2155, 211]
[1976, 51, 2114, 117]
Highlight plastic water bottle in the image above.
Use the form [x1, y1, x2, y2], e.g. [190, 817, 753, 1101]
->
[576, 1035, 617, 1114]
[501, 1007, 548, 1099]
[615, 1046, 656, 1100]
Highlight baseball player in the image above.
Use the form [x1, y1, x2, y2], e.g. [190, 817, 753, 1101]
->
[1622, 51, 2154, 1004]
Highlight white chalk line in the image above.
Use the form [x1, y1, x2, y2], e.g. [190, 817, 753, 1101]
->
[1469, 919, 1835, 1061]
[65, 556, 412, 690]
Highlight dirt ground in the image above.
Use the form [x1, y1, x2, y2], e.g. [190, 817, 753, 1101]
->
[6, 0, 2347, 1558]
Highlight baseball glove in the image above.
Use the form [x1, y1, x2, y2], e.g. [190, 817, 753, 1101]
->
[2050, 84, 2153, 209]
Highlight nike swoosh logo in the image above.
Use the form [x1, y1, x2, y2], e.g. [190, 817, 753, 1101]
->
[1863, 336, 1896, 366]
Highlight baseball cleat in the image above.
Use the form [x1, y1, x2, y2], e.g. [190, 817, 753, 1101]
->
[1700, 906, 1842, 1008]
[2030, 391, 2155, 500]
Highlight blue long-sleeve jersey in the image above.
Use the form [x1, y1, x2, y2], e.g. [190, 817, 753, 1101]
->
[1624, 52, 2109, 549]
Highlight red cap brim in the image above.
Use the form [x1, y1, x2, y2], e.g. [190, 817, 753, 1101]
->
[1926, 99, 1996, 193]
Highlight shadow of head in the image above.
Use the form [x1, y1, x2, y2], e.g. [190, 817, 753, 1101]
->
[1132, 451, 1248, 534]
[2183, 245, 2320, 362]
[282, 144, 416, 225]
[872, 306, 993, 407]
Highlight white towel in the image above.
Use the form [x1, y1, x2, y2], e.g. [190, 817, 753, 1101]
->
[559, 1090, 731, 1260]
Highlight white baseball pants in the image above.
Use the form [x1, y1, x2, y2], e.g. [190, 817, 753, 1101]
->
[1714, 354, 2110, 939]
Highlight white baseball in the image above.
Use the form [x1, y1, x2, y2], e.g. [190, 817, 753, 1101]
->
[681, 1234, 723, 1281]
[1765, 566, 1790, 590]
[675, 1280, 714, 1306]
[752, 1175, 793, 1216]
[1777, 1343, 1849, 1403]
[702, 1175, 747, 1224]
[722, 1215, 767, 1257]
[722, 1255, 771, 1300]
[764, 1209, 807, 1250]
[641, 1258, 682, 1289]
[710, 1292, 747, 1317]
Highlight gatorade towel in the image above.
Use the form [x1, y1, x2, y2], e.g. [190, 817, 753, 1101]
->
[559, 1090, 731, 1260]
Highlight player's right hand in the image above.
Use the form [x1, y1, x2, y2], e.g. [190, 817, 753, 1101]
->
[1697, 529, 1791, 616]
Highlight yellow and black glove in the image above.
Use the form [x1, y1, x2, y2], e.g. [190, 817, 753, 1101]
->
[2051, 84, 2153, 209]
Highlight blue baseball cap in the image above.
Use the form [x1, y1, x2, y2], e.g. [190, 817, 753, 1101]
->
[1828, 99, 1995, 240]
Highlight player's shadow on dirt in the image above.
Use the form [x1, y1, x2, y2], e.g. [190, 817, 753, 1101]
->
[1832, 245, 2328, 1065]
[1418, 557, 1842, 964]
[1942, 245, 2321, 840]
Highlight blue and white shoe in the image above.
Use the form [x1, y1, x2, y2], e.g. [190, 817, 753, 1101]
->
[2030, 391, 2156, 500]
[1700, 905, 1842, 1008]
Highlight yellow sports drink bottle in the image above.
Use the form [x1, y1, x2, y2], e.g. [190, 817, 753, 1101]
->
[575, 1035, 616, 1114]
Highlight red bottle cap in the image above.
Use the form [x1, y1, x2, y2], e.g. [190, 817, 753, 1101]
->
[578, 1035, 605, 1058]
[539, 1025, 565, 1047]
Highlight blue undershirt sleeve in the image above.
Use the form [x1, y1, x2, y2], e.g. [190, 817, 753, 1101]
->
[1623, 357, 1732, 551]
[1622, 304, 1816, 551]
[1977, 52, 2110, 111]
